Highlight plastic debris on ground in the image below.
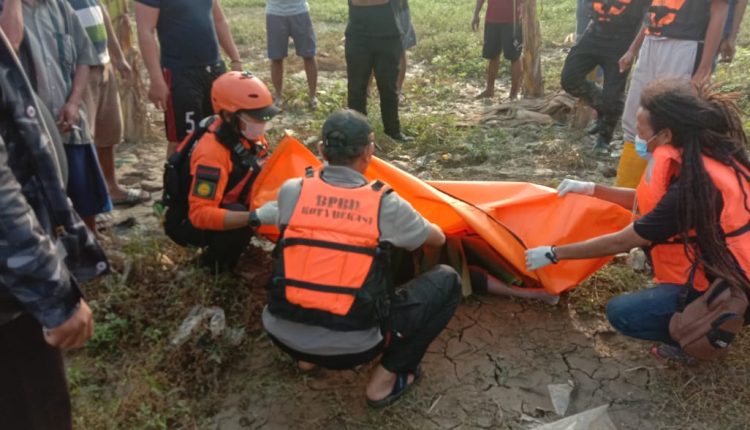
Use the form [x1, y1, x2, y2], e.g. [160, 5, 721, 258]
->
[532, 404, 616, 430]
[170, 305, 226, 346]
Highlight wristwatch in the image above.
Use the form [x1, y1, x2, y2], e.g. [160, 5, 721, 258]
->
[248, 211, 261, 228]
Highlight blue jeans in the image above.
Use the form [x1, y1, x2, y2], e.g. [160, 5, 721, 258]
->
[606, 284, 703, 345]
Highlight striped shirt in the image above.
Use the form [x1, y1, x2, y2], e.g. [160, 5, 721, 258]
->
[68, 0, 110, 65]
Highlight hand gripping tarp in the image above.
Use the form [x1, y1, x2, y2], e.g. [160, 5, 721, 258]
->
[252, 136, 633, 294]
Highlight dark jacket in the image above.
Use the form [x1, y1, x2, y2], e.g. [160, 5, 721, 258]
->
[0, 31, 107, 328]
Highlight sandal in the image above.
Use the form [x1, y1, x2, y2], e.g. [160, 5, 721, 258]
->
[650, 344, 696, 365]
[112, 188, 151, 207]
[366, 366, 422, 408]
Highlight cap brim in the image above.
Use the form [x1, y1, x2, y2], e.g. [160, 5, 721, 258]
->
[246, 104, 282, 121]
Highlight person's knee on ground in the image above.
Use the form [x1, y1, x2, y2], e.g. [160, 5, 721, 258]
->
[605, 294, 632, 335]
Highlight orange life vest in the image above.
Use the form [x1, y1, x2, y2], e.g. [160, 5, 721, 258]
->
[636, 145, 750, 291]
[592, 0, 633, 23]
[267, 168, 393, 330]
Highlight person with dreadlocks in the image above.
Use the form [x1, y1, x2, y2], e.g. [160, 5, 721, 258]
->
[524, 78, 750, 363]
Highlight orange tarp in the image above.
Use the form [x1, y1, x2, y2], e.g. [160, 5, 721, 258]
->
[253, 136, 634, 294]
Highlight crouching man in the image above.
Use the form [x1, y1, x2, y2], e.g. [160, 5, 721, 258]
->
[262, 109, 461, 407]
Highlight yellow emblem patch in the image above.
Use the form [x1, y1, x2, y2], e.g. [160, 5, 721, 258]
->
[192, 178, 217, 199]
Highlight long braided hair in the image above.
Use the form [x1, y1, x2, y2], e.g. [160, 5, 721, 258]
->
[640, 78, 750, 291]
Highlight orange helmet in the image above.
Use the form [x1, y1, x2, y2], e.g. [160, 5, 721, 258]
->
[211, 71, 279, 120]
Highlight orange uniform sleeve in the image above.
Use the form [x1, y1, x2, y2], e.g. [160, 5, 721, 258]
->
[188, 138, 232, 231]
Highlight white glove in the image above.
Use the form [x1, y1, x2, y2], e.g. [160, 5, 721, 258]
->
[557, 179, 595, 197]
[254, 201, 278, 225]
[526, 246, 558, 271]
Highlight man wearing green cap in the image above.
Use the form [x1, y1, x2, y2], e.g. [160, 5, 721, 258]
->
[263, 109, 461, 407]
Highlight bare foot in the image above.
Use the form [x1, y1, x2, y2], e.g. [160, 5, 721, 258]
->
[475, 89, 494, 99]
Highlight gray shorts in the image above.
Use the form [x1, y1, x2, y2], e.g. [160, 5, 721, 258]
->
[266, 12, 317, 60]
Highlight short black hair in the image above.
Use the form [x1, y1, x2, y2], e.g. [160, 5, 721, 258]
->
[321, 109, 373, 165]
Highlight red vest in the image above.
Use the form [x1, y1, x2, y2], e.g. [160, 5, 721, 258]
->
[636, 145, 750, 291]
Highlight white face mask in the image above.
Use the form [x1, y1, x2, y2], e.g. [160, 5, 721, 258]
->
[239, 116, 270, 141]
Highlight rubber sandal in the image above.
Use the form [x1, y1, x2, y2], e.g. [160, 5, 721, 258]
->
[650, 344, 696, 365]
[366, 366, 422, 408]
[112, 188, 151, 207]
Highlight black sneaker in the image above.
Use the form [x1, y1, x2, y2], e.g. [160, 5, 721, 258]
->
[386, 132, 414, 142]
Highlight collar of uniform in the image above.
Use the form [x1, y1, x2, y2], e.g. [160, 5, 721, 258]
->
[320, 165, 368, 188]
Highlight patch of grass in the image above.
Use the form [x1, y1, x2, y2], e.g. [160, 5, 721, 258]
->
[568, 262, 649, 316]
[68, 231, 271, 428]
[537, 0, 577, 47]
[653, 334, 750, 430]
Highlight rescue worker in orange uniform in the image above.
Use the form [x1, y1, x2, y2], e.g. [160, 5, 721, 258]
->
[187, 71, 280, 272]
[262, 109, 461, 407]
[560, 0, 651, 152]
[525, 79, 750, 363]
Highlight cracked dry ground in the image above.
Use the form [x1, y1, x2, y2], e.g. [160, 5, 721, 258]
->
[212, 293, 664, 430]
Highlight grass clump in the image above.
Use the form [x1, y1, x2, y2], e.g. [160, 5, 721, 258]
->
[68, 231, 271, 428]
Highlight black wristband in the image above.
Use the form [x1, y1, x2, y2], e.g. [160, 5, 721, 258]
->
[545, 246, 560, 264]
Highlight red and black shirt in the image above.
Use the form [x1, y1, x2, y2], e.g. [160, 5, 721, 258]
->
[646, 0, 715, 41]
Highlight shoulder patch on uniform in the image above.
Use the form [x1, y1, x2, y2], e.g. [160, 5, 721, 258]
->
[196, 165, 221, 181]
[193, 165, 220, 199]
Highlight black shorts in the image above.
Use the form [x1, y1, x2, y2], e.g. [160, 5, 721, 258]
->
[163, 61, 226, 143]
[482, 22, 523, 61]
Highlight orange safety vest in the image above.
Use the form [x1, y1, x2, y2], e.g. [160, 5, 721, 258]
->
[267, 168, 394, 330]
[636, 145, 750, 291]
[592, 0, 633, 23]
[186, 118, 269, 230]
